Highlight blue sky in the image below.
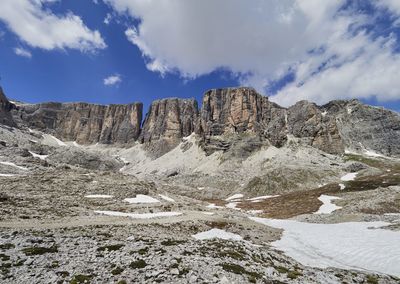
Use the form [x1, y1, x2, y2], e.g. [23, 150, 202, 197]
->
[0, 0, 399, 113]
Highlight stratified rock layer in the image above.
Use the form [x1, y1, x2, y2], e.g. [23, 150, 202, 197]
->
[324, 100, 400, 157]
[198, 88, 287, 154]
[12, 102, 142, 145]
[1, 86, 399, 157]
[287, 101, 344, 155]
[139, 98, 198, 156]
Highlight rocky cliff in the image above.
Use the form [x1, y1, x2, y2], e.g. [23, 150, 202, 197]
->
[139, 98, 198, 156]
[12, 101, 142, 145]
[1, 86, 399, 157]
[324, 99, 400, 157]
[0, 87, 16, 127]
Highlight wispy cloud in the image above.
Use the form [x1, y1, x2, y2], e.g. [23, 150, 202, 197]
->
[104, 74, 122, 86]
[14, 47, 31, 58]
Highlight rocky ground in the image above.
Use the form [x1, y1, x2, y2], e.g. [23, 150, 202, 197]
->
[0, 125, 400, 283]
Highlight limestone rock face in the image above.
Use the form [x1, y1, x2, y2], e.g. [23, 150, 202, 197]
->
[139, 98, 198, 156]
[99, 104, 142, 144]
[0, 87, 16, 127]
[199, 87, 287, 147]
[13, 102, 142, 145]
[287, 101, 344, 155]
[324, 100, 400, 157]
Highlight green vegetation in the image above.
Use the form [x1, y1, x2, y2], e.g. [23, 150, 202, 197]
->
[111, 266, 124, 275]
[219, 263, 262, 279]
[0, 253, 10, 261]
[97, 244, 124, 252]
[21, 245, 58, 256]
[70, 274, 93, 284]
[0, 243, 15, 250]
[130, 259, 147, 269]
[366, 275, 379, 284]
[160, 239, 186, 246]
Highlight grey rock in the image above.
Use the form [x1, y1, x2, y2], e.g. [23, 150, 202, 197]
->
[0, 87, 16, 127]
[325, 99, 400, 157]
[140, 98, 198, 157]
[12, 101, 142, 145]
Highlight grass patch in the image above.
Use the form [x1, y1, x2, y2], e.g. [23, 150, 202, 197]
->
[160, 239, 186, 246]
[70, 274, 93, 284]
[219, 250, 246, 261]
[0, 253, 10, 261]
[366, 275, 379, 284]
[287, 270, 303, 279]
[130, 259, 147, 269]
[111, 266, 124, 275]
[0, 243, 15, 250]
[97, 244, 124, 252]
[21, 245, 58, 256]
[219, 263, 262, 279]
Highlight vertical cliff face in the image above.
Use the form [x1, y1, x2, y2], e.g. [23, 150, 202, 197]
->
[324, 100, 400, 157]
[13, 102, 143, 145]
[139, 98, 198, 156]
[0, 87, 16, 127]
[198, 87, 287, 151]
[100, 103, 142, 144]
[287, 101, 344, 155]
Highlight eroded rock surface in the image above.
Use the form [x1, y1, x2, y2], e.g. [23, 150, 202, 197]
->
[12, 102, 142, 145]
[139, 98, 198, 156]
[324, 100, 400, 157]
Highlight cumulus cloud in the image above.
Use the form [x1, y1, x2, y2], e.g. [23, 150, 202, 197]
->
[14, 47, 32, 58]
[104, 74, 122, 86]
[106, 0, 400, 105]
[0, 0, 106, 52]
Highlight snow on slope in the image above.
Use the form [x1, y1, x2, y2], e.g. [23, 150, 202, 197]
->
[250, 217, 400, 277]
[29, 151, 48, 160]
[192, 229, 243, 241]
[94, 211, 182, 219]
[0, 161, 28, 171]
[85, 195, 113, 198]
[314, 195, 342, 214]
[341, 173, 357, 181]
[124, 194, 160, 204]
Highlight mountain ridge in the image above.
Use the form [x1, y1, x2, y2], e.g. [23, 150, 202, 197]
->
[1, 86, 399, 158]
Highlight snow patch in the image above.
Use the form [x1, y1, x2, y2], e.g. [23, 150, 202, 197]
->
[248, 195, 280, 202]
[29, 151, 48, 160]
[124, 194, 160, 204]
[364, 150, 384, 158]
[49, 135, 67, 146]
[94, 210, 182, 219]
[0, 173, 17, 177]
[225, 202, 240, 210]
[206, 203, 224, 209]
[250, 217, 400, 277]
[225, 194, 243, 201]
[339, 184, 346, 190]
[192, 229, 243, 241]
[341, 172, 357, 181]
[0, 162, 28, 171]
[314, 195, 342, 214]
[85, 195, 113, 199]
[158, 194, 175, 202]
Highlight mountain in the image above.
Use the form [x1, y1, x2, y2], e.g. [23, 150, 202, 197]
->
[3, 86, 399, 158]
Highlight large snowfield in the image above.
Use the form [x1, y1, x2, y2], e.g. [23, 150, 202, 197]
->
[250, 217, 400, 277]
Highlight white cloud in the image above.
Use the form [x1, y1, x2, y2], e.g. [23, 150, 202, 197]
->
[104, 74, 122, 86]
[14, 47, 32, 58]
[106, 0, 400, 105]
[104, 13, 112, 25]
[0, 0, 106, 52]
